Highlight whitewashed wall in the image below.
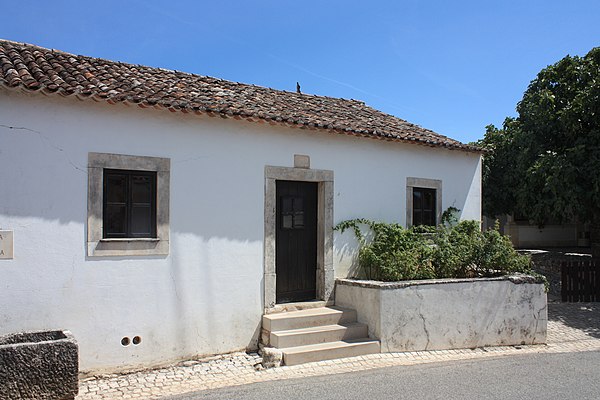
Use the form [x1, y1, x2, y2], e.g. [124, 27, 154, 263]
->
[0, 90, 481, 373]
[336, 277, 547, 352]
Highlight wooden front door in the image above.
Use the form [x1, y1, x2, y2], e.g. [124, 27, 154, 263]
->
[276, 180, 318, 303]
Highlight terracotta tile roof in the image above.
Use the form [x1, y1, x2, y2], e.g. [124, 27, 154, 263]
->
[0, 39, 481, 152]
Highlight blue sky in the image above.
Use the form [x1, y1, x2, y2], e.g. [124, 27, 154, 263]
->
[2, 0, 599, 143]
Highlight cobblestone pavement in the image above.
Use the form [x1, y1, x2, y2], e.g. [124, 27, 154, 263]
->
[77, 302, 600, 400]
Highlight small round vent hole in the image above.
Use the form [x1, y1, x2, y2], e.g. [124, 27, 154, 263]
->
[133, 336, 142, 345]
[121, 337, 130, 346]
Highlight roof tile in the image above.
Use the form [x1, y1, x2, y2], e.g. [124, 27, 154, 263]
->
[0, 39, 482, 152]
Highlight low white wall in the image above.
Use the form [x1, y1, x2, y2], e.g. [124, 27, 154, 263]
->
[336, 276, 547, 352]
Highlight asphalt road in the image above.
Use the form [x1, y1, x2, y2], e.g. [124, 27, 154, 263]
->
[165, 351, 600, 400]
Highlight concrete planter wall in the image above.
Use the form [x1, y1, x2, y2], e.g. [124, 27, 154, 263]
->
[336, 275, 547, 352]
[0, 330, 78, 400]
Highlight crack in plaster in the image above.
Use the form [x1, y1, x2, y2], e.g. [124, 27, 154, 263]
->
[414, 288, 431, 350]
[169, 269, 181, 301]
[533, 303, 548, 342]
[1, 124, 86, 173]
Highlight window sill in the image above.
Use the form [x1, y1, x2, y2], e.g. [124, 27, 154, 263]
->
[88, 237, 169, 257]
[99, 238, 160, 242]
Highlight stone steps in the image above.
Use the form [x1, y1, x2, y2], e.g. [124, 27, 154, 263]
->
[262, 306, 380, 366]
[263, 306, 357, 332]
[271, 322, 369, 348]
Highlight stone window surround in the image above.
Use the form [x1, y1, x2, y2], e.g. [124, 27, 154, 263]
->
[406, 177, 442, 227]
[264, 165, 334, 312]
[87, 152, 170, 257]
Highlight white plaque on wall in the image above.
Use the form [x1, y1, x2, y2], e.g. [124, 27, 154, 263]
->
[0, 231, 13, 259]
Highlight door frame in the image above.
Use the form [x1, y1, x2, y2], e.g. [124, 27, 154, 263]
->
[264, 165, 334, 312]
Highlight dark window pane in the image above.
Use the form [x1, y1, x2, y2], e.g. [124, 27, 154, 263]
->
[282, 214, 293, 229]
[293, 197, 303, 212]
[294, 212, 304, 228]
[423, 211, 434, 226]
[106, 174, 127, 203]
[424, 191, 434, 211]
[282, 197, 293, 213]
[413, 190, 422, 210]
[131, 206, 152, 236]
[413, 187, 436, 227]
[413, 210, 421, 226]
[105, 205, 127, 235]
[132, 175, 153, 203]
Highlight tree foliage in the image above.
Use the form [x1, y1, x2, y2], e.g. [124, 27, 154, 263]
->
[475, 121, 520, 217]
[476, 47, 600, 257]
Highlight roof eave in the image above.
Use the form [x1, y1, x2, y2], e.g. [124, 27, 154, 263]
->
[0, 82, 484, 154]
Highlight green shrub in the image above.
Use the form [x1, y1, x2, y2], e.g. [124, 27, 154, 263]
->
[335, 218, 534, 282]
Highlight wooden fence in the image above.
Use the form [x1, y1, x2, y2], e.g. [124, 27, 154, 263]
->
[561, 260, 600, 302]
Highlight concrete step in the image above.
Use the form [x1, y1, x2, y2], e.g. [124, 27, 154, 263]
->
[280, 339, 381, 366]
[263, 306, 357, 332]
[267, 300, 333, 315]
[270, 322, 368, 348]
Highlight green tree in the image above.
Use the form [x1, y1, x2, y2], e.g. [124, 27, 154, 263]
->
[474, 121, 520, 218]
[479, 47, 600, 258]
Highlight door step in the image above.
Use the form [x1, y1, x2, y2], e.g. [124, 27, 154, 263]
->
[270, 322, 368, 348]
[262, 306, 380, 366]
[266, 300, 334, 314]
[281, 339, 381, 366]
[263, 306, 356, 332]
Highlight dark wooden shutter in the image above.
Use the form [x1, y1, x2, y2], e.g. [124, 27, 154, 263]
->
[413, 187, 436, 226]
[103, 170, 157, 238]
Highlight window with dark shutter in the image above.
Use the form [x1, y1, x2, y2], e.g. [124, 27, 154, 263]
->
[103, 169, 157, 238]
[412, 187, 436, 227]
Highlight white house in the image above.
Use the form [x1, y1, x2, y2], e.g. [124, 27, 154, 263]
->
[0, 40, 482, 373]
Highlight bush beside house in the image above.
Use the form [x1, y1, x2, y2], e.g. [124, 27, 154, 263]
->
[335, 219, 537, 283]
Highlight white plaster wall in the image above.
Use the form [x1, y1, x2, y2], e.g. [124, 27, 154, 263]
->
[0, 90, 481, 372]
[332, 146, 481, 278]
[335, 284, 381, 340]
[337, 279, 547, 352]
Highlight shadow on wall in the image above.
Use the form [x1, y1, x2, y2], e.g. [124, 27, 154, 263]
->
[0, 125, 88, 225]
[1, 123, 265, 243]
[450, 154, 481, 221]
[333, 225, 375, 279]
